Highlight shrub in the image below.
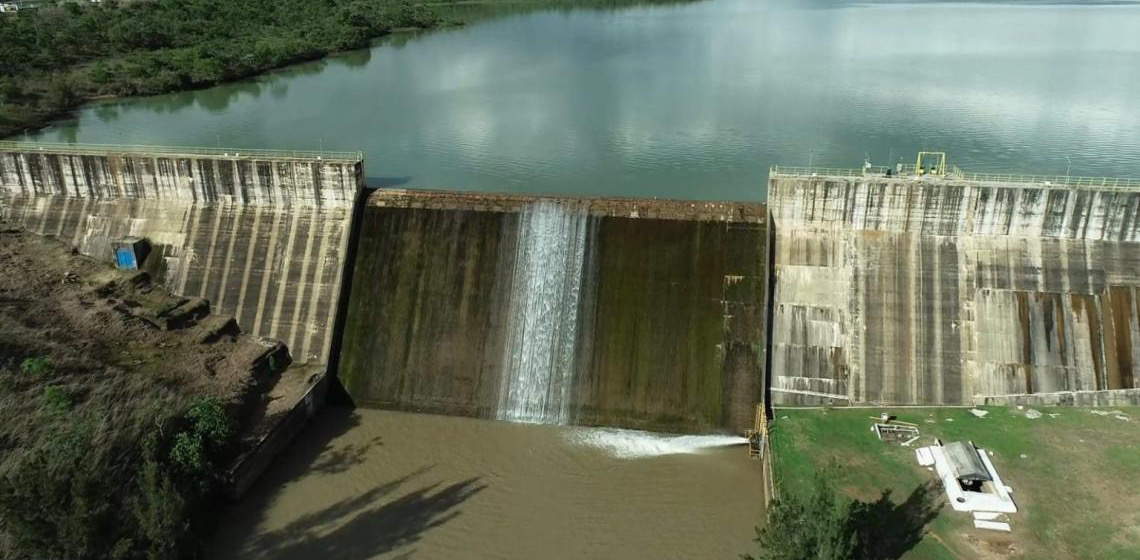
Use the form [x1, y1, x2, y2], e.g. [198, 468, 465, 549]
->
[21, 357, 53, 376]
[745, 475, 856, 560]
[43, 385, 74, 412]
[185, 397, 230, 448]
[169, 398, 231, 489]
[169, 431, 207, 476]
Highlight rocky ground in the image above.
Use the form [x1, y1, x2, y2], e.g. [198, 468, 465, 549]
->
[0, 225, 317, 491]
[0, 228, 275, 408]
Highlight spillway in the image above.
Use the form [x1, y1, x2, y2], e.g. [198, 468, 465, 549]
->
[497, 202, 592, 424]
[337, 190, 769, 433]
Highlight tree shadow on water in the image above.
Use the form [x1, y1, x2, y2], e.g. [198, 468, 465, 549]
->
[847, 481, 943, 560]
[308, 434, 384, 475]
[248, 471, 486, 560]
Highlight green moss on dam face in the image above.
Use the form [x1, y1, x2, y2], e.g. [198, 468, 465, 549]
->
[579, 217, 767, 432]
[338, 191, 768, 433]
[339, 204, 515, 417]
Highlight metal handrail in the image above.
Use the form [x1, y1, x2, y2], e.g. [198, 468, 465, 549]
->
[948, 166, 1140, 189]
[0, 141, 363, 163]
[770, 164, 1140, 191]
[768, 165, 885, 178]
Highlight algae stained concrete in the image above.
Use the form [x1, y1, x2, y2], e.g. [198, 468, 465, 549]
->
[0, 146, 363, 364]
[768, 172, 1140, 405]
[338, 190, 768, 433]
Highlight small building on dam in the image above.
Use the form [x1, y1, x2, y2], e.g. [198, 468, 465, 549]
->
[2, 142, 1138, 433]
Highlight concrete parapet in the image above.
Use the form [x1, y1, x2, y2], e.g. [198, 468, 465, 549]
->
[0, 142, 361, 206]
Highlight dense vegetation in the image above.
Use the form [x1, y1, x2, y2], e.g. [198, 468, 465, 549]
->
[746, 473, 939, 560]
[0, 356, 235, 560]
[746, 476, 855, 560]
[0, 232, 272, 560]
[0, 0, 444, 137]
[0, 0, 687, 138]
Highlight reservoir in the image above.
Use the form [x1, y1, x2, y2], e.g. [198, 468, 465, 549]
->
[17, 0, 1140, 200]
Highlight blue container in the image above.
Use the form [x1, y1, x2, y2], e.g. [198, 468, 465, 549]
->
[115, 246, 137, 269]
[111, 237, 150, 270]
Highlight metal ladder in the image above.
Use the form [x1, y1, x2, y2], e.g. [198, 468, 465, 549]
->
[748, 404, 766, 459]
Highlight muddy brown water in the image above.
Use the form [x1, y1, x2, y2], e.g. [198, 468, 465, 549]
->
[212, 408, 765, 560]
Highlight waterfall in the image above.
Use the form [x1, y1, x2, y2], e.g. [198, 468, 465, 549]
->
[497, 201, 590, 424]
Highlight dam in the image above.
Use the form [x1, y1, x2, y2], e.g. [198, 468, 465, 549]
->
[4, 142, 1139, 414]
[4, 142, 1140, 412]
[4, 142, 1140, 558]
[769, 164, 1140, 406]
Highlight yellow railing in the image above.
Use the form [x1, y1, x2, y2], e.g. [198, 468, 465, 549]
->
[0, 141, 363, 163]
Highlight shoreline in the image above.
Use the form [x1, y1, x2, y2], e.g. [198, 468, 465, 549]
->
[1, 0, 691, 140]
[1, 25, 455, 139]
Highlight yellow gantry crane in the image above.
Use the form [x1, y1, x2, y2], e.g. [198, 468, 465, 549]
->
[915, 151, 947, 177]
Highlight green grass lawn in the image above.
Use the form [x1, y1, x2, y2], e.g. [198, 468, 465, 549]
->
[769, 406, 1140, 560]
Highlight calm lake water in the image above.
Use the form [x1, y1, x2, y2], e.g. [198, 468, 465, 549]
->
[20, 0, 1140, 200]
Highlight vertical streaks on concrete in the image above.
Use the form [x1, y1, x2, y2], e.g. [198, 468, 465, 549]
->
[213, 202, 247, 313]
[286, 205, 320, 354]
[232, 205, 264, 327]
[299, 210, 336, 362]
[265, 207, 303, 339]
[195, 200, 229, 299]
[770, 174, 1140, 405]
[250, 209, 284, 336]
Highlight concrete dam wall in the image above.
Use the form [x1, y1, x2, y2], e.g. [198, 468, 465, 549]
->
[0, 144, 362, 364]
[768, 171, 1140, 405]
[338, 190, 768, 433]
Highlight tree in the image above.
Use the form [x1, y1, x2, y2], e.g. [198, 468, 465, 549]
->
[0, 76, 20, 104]
[745, 475, 856, 560]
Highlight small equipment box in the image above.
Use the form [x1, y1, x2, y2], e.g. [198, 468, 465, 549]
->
[111, 237, 151, 270]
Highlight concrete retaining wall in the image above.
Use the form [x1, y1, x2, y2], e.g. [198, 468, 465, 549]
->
[0, 146, 362, 364]
[227, 372, 329, 500]
[769, 174, 1140, 405]
[337, 190, 768, 433]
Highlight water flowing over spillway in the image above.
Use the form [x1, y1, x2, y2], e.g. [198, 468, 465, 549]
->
[497, 202, 590, 424]
[338, 190, 767, 432]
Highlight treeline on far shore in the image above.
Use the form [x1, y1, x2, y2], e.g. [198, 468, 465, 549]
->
[0, 0, 694, 139]
[0, 0, 444, 137]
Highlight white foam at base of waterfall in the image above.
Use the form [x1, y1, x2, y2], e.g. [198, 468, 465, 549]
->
[564, 427, 749, 459]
